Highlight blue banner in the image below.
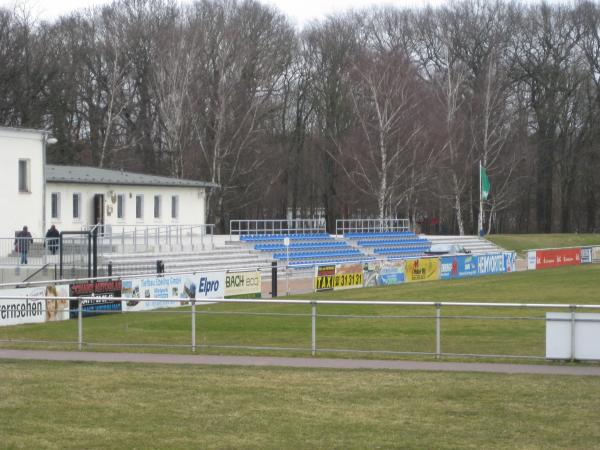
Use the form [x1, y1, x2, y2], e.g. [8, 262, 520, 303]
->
[581, 247, 592, 264]
[477, 253, 507, 275]
[440, 255, 478, 280]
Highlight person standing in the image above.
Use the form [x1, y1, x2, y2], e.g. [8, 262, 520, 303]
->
[45, 225, 60, 255]
[15, 226, 33, 264]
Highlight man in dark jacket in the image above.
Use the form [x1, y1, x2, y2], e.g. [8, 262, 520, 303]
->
[45, 225, 60, 255]
[15, 226, 33, 264]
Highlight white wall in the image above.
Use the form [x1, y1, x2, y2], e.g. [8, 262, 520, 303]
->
[0, 128, 45, 238]
[45, 182, 207, 232]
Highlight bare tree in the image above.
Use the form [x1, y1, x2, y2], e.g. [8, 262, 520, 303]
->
[331, 48, 427, 219]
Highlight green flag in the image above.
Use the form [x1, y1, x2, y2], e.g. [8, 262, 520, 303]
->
[480, 165, 491, 200]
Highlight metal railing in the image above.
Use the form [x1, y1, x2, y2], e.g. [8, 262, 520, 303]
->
[0, 237, 90, 267]
[82, 224, 215, 254]
[1, 295, 599, 361]
[336, 219, 411, 235]
[230, 219, 327, 236]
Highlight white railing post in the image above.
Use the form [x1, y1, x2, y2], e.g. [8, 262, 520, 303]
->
[570, 305, 576, 362]
[311, 302, 317, 356]
[192, 299, 196, 352]
[78, 298, 83, 351]
[435, 303, 441, 359]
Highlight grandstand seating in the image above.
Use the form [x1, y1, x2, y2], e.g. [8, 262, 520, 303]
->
[345, 231, 432, 259]
[239, 230, 505, 267]
[242, 232, 373, 267]
[240, 233, 332, 242]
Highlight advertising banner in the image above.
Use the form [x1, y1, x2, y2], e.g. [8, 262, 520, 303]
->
[45, 284, 70, 322]
[315, 265, 336, 291]
[0, 286, 46, 326]
[334, 264, 364, 290]
[69, 280, 122, 318]
[405, 258, 440, 283]
[535, 248, 581, 270]
[0, 285, 71, 327]
[195, 272, 226, 300]
[504, 252, 517, 272]
[592, 246, 600, 263]
[440, 255, 478, 280]
[364, 260, 405, 287]
[581, 247, 593, 264]
[527, 251, 537, 270]
[121, 275, 195, 312]
[224, 271, 262, 298]
[315, 264, 364, 291]
[477, 253, 508, 275]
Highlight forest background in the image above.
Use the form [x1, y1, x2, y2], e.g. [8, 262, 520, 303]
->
[1, 0, 600, 234]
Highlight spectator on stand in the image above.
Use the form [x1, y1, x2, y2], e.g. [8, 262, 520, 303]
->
[45, 225, 60, 255]
[15, 226, 33, 264]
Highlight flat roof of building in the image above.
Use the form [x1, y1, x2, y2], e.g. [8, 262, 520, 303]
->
[0, 126, 46, 134]
[46, 165, 218, 189]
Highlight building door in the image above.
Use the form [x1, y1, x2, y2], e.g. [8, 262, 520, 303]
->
[93, 194, 104, 225]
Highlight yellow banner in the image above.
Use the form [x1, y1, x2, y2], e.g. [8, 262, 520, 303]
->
[315, 265, 336, 291]
[405, 258, 440, 283]
[333, 264, 364, 290]
[315, 264, 364, 291]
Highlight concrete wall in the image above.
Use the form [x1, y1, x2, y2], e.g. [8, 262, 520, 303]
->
[0, 128, 45, 238]
[45, 182, 207, 232]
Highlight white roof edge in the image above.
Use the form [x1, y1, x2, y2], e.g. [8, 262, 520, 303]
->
[0, 126, 48, 136]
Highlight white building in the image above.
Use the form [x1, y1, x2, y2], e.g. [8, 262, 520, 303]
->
[0, 126, 217, 239]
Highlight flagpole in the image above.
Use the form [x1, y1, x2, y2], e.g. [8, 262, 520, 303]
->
[478, 160, 483, 236]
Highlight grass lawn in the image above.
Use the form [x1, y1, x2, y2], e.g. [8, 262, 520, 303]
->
[487, 233, 600, 255]
[1, 359, 600, 449]
[1, 266, 599, 360]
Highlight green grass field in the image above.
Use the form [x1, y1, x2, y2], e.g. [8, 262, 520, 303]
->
[487, 233, 600, 255]
[1, 359, 600, 449]
[2, 263, 600, 449]
[1, 265, 599, 360]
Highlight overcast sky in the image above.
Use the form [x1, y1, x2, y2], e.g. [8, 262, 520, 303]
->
[1, 0, 456, 26]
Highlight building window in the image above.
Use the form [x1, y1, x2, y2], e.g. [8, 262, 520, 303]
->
[51, 193, 60, 219]
[171, 195, 179, 219]
[18, 159, 30, 192]
[136, 195, 144, 219]
[117, 194, 125, 219]
[72, 193, 81, 220]
[154, 195, 161, 219]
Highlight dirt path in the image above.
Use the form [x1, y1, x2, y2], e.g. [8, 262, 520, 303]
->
[1, 349, 599, 376]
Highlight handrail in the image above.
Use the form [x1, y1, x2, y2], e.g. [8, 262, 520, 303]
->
[0, 296, 599, 311]
[230, 219, 327, 236]
[336, 218, 411, 235]
[17, 263, 52, 286]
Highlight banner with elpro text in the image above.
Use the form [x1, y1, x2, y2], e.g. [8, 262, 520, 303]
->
[122, 272, 226, 312]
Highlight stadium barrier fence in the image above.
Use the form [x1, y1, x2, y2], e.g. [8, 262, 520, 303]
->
[1, 294, 600, 361]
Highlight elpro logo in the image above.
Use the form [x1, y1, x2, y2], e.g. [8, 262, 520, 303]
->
[198, 277, 220, 296]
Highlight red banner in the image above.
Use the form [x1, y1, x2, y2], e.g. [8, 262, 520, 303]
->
[535, 248, 581, 269]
